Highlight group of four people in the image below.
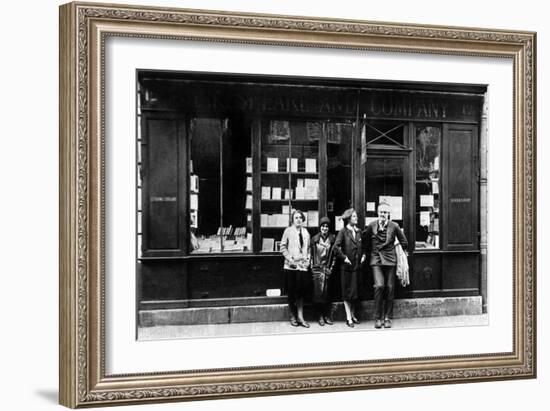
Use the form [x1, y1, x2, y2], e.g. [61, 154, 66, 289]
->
[279, 201, 408, 329]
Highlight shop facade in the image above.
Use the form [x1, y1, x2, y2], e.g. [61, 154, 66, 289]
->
[137, 71, 487, 325]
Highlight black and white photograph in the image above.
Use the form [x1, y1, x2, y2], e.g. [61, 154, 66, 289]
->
[53, 0, 538, 408]
[136, 70, 489, 340]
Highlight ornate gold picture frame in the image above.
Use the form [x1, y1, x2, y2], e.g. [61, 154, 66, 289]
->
[59, 1, 536, 408]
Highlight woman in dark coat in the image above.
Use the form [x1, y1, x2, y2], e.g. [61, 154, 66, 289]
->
[333, 208, 366, 327]
[310, 216, 336, 326]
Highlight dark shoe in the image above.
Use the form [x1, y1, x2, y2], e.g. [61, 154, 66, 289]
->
[352, 316, 360, 324]
[324, 317, 334, 325]
[384, 318, 392, 328]
[290, 316, 299, 327]
[298, 320, 310, 328]
[375, 319, 383, 329]
[318, 316, 325, 326]
[346, 320, 355, 328]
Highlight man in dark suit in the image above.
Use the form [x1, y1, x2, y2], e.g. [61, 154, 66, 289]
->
[363, 201, 408, 329]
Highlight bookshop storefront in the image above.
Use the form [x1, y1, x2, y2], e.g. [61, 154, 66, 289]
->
[137, 71, 486, 324]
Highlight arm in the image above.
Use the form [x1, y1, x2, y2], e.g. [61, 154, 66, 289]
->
[279, 228, 293, 263]
[395, 224, 408, 252]
[362, 224, 372, 256]
[333, 230, 352, 265]
[360, 236, 366, 263]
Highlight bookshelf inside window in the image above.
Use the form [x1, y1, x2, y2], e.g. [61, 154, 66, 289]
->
[259, 120, 320, 252]
[415, 126, 441, 250]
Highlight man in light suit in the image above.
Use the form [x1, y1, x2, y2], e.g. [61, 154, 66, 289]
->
[363, 201, 408, 329]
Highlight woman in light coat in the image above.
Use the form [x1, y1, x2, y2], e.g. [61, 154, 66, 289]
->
[280, 210, 311, 327]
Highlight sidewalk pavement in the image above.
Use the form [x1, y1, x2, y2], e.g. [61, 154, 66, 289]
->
[138, 313, 488, 341]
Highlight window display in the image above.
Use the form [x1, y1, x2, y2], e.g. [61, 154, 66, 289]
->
[189, 118, 253, 253]
[415, 126, 441, 249]
[260, 120, 320, 252]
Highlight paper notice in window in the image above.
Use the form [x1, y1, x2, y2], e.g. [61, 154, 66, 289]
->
[272, 187, 282, 200]
[286, 158, 298, 172]
[267, 157, 279, 172]
[261, 186, 271, 200]
[420, 195, 434, 207]
[305, 158, 317, 173]
[420, 211, 430, 226]
[379, 195, 402, 220]
[335, 216, 343, 231]
[366, 202, 376, 212]
[432, 181, 439, 194]
[190, 194, 198, 210]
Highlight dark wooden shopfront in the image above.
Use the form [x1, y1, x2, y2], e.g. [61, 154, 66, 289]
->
[137, 71, 485, 318]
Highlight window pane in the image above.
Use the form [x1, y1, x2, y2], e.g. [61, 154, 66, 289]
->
[366, 120, 405, 147]
[415, 126, 441, 249]
[327, 122, 353, 230]
[221, 118, 253, 252]
[189, 118, 222, 253]
[365, 158, 404, 227]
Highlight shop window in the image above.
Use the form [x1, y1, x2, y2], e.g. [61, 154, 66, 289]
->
[259, 120, 320, 252]
[189, 118, 252, 253]
[327, 122, 354, 230]
[415, 126, 441, 249]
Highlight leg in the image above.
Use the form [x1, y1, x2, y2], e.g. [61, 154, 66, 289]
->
[372, 265, 385, 320]
[316, 303, 325, 326]
[323, 303, 333, 325]
[296, 297, 309, 328]
[285, 269, 298, 326]
[384, 265, 396, 323]
[343, 300, 354, 327]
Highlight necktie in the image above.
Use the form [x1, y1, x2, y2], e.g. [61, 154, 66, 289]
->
[299, 228, 304, 248]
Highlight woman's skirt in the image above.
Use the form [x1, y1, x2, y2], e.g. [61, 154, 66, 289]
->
[340, 268, 359, 301]
[284, 268, 310, 303]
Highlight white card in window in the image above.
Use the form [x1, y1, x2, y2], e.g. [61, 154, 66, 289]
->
[420, 195, 434, 207]
[304, 178, 318, 187]
[304, 186, 317, 200]
[190, 194, 198, 210]
[305, 158, 317, 173]
[260, 214, 268, 227]
[246, 157, 252, 173]
[434, 156, 440, 171]
[366, 202, 376, 212]
[420, 211, 430, 226]
[284, 188, 293, 200]
[286, 158, 298, 172]
[335, 216, 343, 231]
[307, 211, 319, 227]
[246, 176, 252, 192]
[295, 187, 306, 200]
[296, 178, 305, 188]
[261, 186, 271, 200]
[190, 174, 199, 192]
[245, 194, 252, 210]
[282, 205, 290, 214]
[379, 195, 402, 220]
[262, 238, 275, 252]
[272, 187, 282, 200]
[267, 157, 279, 172]
[432, 181, 439, 194]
